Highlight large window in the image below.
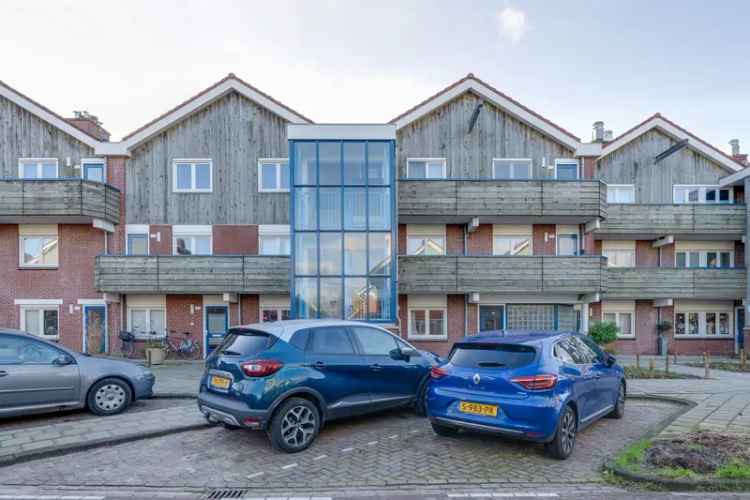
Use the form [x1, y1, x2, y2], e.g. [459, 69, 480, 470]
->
[406, 158, 446, 179]
[173, 226, 212, 255]
[18, 158, 58, 179]
[602, 241, 635, 268]
[128, 308, 166, 339]
[492, 159, 532, 180]
[292, 140, 395, 322]
[607, 184, 635, 203]
[554, 160, 579, 180]
[19, 235, 59, 268]
[258, 159, 289, 192]
[603, 311, 634, 337]
[493, 225, 532, 256]
[20, 305, 59, 339]
[259, 225, 290, 255]
[676, 250, 733, 268]
[173, 159, 212, 193]
[556, 226, 580, 256]
[408, 308, 446, 340]
[673, 185, 732, 204]
[407, 225, 446, 256]
[675, 310, 731, 338]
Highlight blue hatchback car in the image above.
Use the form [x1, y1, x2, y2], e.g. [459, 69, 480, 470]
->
[198, 320, 439, 453]
[426, 331, 625, 459]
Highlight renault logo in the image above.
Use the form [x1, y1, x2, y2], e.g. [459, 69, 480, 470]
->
[473, 373, 481, 385]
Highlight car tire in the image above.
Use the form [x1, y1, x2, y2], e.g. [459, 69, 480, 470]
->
[414, 381, 429, 417]
[431, 422, 459, 437]
[87, 378, 133, 416]
[607, 382, 626, 419]
[222, 423, 241, 430]
[545, 405, 577, 460]
[269, 397, 320, 453]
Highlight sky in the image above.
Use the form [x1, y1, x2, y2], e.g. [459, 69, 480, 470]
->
[2, 0, 749, 150]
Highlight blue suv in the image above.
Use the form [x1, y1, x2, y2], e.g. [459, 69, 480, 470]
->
[426, 331, 625, 459]
[198, 319, 438, 452]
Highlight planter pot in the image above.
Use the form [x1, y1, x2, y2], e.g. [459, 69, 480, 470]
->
[146, 347, 165, 365]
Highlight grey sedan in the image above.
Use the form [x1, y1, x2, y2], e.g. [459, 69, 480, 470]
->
[0, 329, 155, 417]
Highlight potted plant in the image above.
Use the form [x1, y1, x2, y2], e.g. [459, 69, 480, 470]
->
[589, 320, 619, 353]
[144, 331, 166, 366]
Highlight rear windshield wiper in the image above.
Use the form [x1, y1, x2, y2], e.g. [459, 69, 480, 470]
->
[477, 362, 506, 368]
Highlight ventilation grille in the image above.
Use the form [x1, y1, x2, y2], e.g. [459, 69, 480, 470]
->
[205, 489, 248, 499]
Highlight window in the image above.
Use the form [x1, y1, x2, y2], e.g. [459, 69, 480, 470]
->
[261, 307, 290, 323]
[20, 306, 59, 339]
[493, 236, 531, 256]
[259, 225, 290, 255]
[126, 225, 149, 256]
[556, 226, 580, 256]
[559, 337, 598, 364]
[258, 159, 289, 192]
[351, 327, 398, 356]
[450, 343, 536, 369]
[603, 249, 635, 267]
[81, 159, 105, 183]
[172, 160, 212, 192]
[407, 225, 446, 255]
[18, 158, 58, 179]
[603, 312, 634, 337]
[408, 308, 446, 339]
[492, 159, 532, 180]
[607, 184, 635, 203]
[673, 185, 733, 204]
[675, 310, 732, 337]
[554, 160, 579, 180]
[407, 158, 446, 179]
[676, 250, 733, 268]
[20, 235, 59, 268]
[309, 327, 355, 355]
[173, 226, 212, 255]
[0, 335, 62, 364]
[128, 308, 166, 338]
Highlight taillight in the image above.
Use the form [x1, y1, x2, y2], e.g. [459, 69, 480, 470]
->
[240, 360, 283, 377]
[431, 366, 448, 379]
[511, 374, 558, 390]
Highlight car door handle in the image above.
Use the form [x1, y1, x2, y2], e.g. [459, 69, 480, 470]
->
[0, 371, 7, 377]
[312, 361, 326, 368]
[370, 364, 383, 371]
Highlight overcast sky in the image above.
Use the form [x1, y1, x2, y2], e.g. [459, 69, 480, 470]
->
[3, 0, 748, 150]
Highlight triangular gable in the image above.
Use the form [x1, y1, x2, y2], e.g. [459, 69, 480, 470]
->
[122, 73, 313, 150]
[599, 113, 743, 173]
[390, 74, 582, 152]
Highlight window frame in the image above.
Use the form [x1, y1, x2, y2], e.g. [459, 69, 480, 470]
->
[553, 159, 579, 180]
[172, 159, 213, 193]
[18, 158, 60, 179]
[407, 307, 448, 340]
[18, 234, 59, 268]
[80, 158, 107, 183]
[602, 311, 635, 338]
[260, 307, 291, 323]
[257, 158, 290, 193]
[406, 158, 447, 179]
[125, 224, 150, 256]
[491, 158, 533, 180]
[607, 184, 635, 204]
[127, 307, 167, 339]
[259, 225, 291, 256]
[172, 225, 213, 256]
[673, 185, 733, 204]
[19, 304, 61, 340]
[555, 226, 580, 256]
[406, 225, 447, 256]
[603, 249, 635, 268]
[675, 250, 734, 269]
[674, 310, 733, 338]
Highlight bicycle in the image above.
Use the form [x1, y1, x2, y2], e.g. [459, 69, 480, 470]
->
[165, 330, 200, 359]
[118, 330, 137, 359]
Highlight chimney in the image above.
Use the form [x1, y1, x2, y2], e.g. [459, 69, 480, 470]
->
[730, 139, 748, 166]
[592, 121, 605, 142]
[66, 111, 110, 141]
[604, 130, 614, 142]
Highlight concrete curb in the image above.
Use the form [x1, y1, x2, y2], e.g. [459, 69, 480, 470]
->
[153, 392, 197, 399]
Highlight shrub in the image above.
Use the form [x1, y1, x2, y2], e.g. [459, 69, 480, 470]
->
[589, 321, 619, 346]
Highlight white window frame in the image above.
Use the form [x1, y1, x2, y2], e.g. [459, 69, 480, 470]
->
[80, 158, 107, 183]
[125, 224, 150, 256]
[673, 185, 733, 204]
[607, 184, 635, 204]
[19, 234, 59, 268]
[406, 158, 447, 179]
[18, 158, 59, 179]
[259, 225, 291, 256]
[172, 225, 213, 256]
[676, 250, 734, 269]
[257, 158, 289, 193]
[553, 159, 579, 180]
[491, 158, 533, 180]
[492, 225, 533, 256]
[602, 311, 635, 338]
[555, 225, 581, 256]
[19, 302, 61, 340]
[407, 307, 448, 340]
[172, 159, 213, 193]
[260, 307, 291, 323]
[674, 310, 733, 338]
[406, 225, 446, 256]
[127, 307, 167, 339]
[603, 249, 635, 267]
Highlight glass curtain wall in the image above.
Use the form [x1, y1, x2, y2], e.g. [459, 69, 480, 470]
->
[291, 139, 396, 322]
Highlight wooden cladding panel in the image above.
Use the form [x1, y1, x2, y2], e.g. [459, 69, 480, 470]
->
[598, 204, 745, 236]
[606, 268, 745, 300]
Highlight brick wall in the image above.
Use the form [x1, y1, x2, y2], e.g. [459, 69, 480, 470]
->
[106, 157, 127, 256]
[466, 224, 492, 256]
[397, 294, 465, 357]
[532, 224, 556, 255]
[166, 294, 204, 358]
[660, 243, 675, 268]
[240, 294, 260, 324]
[581, 157, 596, 179]
[467, 302, 478, 334]
[149, 225, 172, 255]
[635, 240, 658, 267]
[446, 224, 465, 256]
[213, 225, 258, 255]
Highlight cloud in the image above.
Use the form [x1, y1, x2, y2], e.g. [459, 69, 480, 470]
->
[497, 7, 527, 44]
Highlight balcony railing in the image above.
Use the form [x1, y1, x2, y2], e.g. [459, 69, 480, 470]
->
[606, 267, 746, 300]
[0, 178, 121, 225]
[95, 255, 290, 294]
[398, 179, 607, 223]
[595, 204, 746, 239]
[397, 255, 607, 295]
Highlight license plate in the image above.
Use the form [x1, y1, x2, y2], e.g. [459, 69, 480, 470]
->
[210, 375, 231, 390]
[459, 401, 498, 417]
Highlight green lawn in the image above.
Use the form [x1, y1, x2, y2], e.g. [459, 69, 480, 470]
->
[623, 366, 699, 379]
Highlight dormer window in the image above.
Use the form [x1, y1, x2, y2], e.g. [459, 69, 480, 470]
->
[19, 158, 58, 179]
[406, 158, 446, 179]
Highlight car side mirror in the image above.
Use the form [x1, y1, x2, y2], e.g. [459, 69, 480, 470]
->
[53, 354, 74, 366]
[605, 354, 616, 367]
[398, 346, 417, 360]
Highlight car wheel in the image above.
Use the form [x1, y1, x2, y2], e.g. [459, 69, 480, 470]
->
[269, 397, 320, 453]
[414, 382, 428, 417]
[608, 382, 626, 419]
[222, 423, 241, 430]
[87, 378, 132, 416]
[431, 422, 459, 437]
[545, 405, 577, 460]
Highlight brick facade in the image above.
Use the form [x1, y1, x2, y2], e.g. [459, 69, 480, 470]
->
[466, 224, 492, 256]
[532, 224, 556, 255]
[213, 225, 258, 255]
[149, 224, 173, 255]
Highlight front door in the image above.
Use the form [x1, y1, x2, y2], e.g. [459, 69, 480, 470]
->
[479, 305, 504, 332]
[83, 305, 107, 355]
[736, 307, 745, 352]
[205, 306, 229, 356]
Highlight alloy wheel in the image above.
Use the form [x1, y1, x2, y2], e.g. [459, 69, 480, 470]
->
[94, 383, 127, 412]
[559, 409, 576, 456]
[280, 405, 316, 447]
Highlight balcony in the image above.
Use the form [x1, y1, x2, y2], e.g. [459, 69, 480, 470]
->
[606, 267, 746, 300]
[0, 179, 121, 225]
[398, 179, 607, 224]
[397, 255, 607, 295]
[95, 255, 290, 294]
[595, 204, 746, 240]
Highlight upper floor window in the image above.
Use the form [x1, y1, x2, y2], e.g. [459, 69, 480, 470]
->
[556, 225, 580, 256]
[81, 159, 105, 183]
[258, 159, 289, 192]
[173, 159, 212, 193]
[676, 250, 733, 268]
[259, 225, 290, 255]
[18, 224, 58, 268]
[18, 158, 58, 179]
[602, 241, 635, 267]
[554, 159, 579, 180]
[173, 225, 212, 255]
[607, 184, 635, 203]
[673, 185, 732, 204]
[407, 225, 446, 255]
[126, 224, 149, 256]
[493, 225, 532, 256]
[492, 159, 532, 180]
[406, 158, 446, 179]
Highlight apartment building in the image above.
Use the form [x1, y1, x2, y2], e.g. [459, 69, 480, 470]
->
[1, 73, 747, 358]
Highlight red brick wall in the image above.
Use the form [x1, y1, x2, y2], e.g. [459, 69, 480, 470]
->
[467, 303, 478, 334]
[213, 225, 258, 255]
[106, 157, 127, 256]
[589, 302, 602, 323]
[635, 240, 658, 267]
[660, 243, 675, 268]
[397, 295, 407, 337]
[615, 300, 658, 355]
[446, 224, 465, 256]
[532, 224, 556, 255]
[398, 224, 406, 255]
[166, 295, 204, 358]
[582, 231, 596, 255]
[397, 294, 465, 357]
[466, 224, 492, 256]
[581, 157, 596, 179]
[240, 294, 260, 324]
[149, 225, 172, 255]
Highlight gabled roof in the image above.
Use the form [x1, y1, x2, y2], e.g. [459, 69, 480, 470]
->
[599, 113, 743, 173]
[390, 74, 582, 152]
[0, 79, 105, 149]
[121, 74, 313, 149]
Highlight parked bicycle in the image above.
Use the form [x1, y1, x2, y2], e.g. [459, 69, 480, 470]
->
[118, 330, 137, 359]
[165, 330, 200, 359]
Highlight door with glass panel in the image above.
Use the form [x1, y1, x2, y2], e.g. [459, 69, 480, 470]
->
[83, 305, 107, 355]
[479, 305, 504, 332]
[205, 306, 229, 355]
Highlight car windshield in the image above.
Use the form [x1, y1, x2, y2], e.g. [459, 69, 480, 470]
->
[219, 329, 275, 356]
[449, 343, 536, 369]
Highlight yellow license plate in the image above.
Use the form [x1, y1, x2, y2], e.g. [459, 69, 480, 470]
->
[459, 401, 498, 417]
[210, 375, 231, 390]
